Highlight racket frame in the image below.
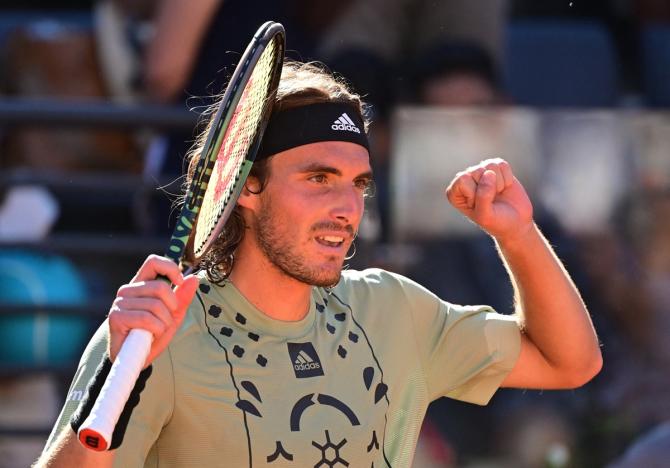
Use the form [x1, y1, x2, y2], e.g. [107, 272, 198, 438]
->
[76, 21, 285, 451]
[169, 20, 285, 270]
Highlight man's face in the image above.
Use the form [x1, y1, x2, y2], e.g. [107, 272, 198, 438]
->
[249, 141, 372, 287]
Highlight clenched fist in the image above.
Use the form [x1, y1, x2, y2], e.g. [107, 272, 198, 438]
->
[446, 158, 534, 243]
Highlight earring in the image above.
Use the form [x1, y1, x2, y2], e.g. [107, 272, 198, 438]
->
[345, 241, 357, 261]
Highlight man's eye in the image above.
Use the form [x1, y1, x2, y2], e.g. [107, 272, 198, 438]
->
[310, 174, 327, 184]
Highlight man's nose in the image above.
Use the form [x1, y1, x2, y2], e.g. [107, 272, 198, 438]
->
[330, 185, 364, 225]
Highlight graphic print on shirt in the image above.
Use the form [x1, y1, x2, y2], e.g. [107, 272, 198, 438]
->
[287, 342, 324, 378]
[197, 283, 392, 467]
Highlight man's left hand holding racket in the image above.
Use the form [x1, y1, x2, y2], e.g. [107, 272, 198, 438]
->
[107, 256, 199, 372]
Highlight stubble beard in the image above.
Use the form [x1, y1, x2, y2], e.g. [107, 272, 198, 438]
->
[253, 199, 344, 287]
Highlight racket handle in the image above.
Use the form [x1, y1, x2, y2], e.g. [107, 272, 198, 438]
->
[77, 328, 153, 451]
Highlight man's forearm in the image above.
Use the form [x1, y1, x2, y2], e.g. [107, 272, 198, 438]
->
[496, 223, 602, 382]
[34, 428, 114, 468]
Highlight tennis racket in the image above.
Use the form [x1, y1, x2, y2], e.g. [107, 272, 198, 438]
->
[77, 21, 285, 451]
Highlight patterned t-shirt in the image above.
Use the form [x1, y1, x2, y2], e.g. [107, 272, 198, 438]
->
[47, 268, 520, 467]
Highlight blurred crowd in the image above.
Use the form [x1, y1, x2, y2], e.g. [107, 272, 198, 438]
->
[1, 0, 670, 467]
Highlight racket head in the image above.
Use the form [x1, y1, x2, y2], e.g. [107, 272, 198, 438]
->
[166, 21, 285, 268]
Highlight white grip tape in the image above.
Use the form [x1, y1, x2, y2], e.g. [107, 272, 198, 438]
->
[78, 328, 153, 450]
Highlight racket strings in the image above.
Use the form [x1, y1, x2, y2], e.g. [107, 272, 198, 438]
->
[194, 37, 281, 258]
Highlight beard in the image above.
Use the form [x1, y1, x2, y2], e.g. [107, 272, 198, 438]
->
[252, 195, 351, 287]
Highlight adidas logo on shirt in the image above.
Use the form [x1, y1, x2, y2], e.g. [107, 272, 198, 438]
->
[287, 342, 324, 378]
[294, 350, 320, 370]
[331, 113, 361, 133]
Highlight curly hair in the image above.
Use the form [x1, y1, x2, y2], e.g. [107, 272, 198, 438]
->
[185, 61, 370, 284]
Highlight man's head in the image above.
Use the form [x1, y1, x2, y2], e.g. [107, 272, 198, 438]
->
[240, 140, 372, 287]
[188, 61, 372, 284]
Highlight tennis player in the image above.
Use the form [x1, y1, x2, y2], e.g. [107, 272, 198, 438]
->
[37, 61, 601, 467]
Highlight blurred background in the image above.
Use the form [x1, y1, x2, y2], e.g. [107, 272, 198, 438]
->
[1, 0, 670, 467]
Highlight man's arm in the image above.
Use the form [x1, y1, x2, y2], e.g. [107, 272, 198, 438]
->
[497, 222, 602, 388]
[446, 158, 602, 389]
[34, 429, 114, 468]
[35, 256, 198, 467]
[144, 0, 222, 102]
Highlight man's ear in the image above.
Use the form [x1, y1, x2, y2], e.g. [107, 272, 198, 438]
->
[237, 176, 261, 210]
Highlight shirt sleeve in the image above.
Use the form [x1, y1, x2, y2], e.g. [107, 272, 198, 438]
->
[402, 276, 521, 404]
[43, 321, 174, 466]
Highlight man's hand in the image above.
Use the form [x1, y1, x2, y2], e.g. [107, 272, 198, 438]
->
[107, 255, 199, 367]
[446, 158, 534, 243]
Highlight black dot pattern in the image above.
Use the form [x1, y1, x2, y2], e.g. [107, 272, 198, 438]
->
[235, 313, 247, 325]
[248, 332, 260, 341]
[348, 331, 359, 343]
[208, 305, 222, 318]
[233, 345, 245, 358]
[337, 345, 347, 358]
[326, 323, 336, 334]
[256, 354, 268, 367]
[220, 327, 233, 337]
[199, 284, 211, 294]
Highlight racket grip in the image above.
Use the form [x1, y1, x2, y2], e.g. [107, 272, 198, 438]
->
[77, 328, 153, 451]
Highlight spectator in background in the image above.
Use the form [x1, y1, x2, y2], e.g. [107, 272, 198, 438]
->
[318, 0, 508, 114]
[408, 40, 505, 107]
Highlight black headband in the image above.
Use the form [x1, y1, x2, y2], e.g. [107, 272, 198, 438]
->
[256, 102, 369, 160]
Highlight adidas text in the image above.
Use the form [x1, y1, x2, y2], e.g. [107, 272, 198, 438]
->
[331, 123, 361, 133]
[294, 362, 321, 371]
[331, 113, 361, 133]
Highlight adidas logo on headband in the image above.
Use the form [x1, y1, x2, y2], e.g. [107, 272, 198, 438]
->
[256, 103, 370, 160]
[331, 113, 361, 133]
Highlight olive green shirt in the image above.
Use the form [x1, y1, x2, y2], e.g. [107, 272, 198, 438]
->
[47, 268, 520, 467]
